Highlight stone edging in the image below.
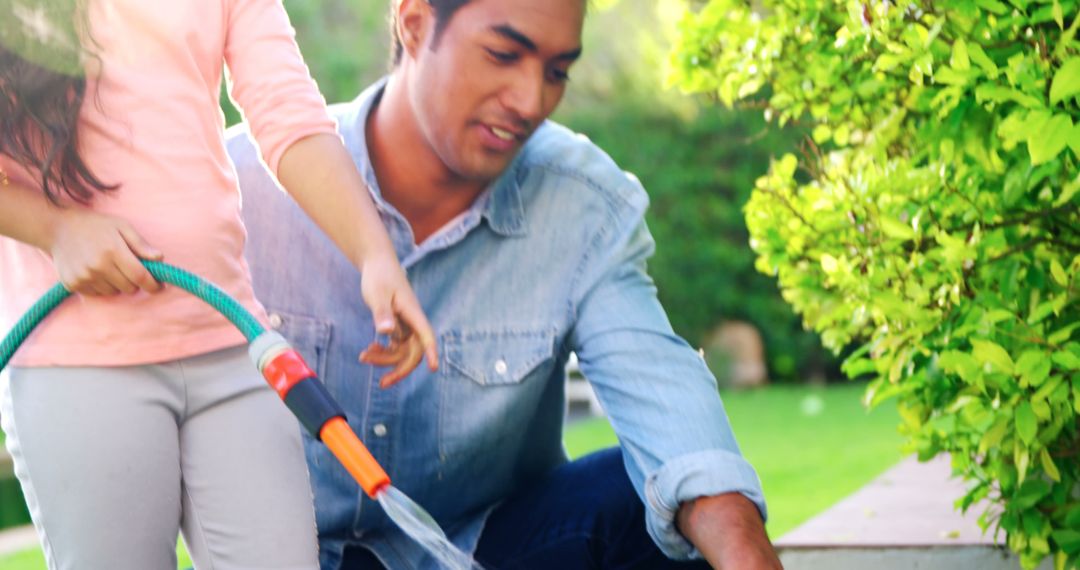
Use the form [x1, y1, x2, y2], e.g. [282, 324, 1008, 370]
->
[0, 525, 37, 559]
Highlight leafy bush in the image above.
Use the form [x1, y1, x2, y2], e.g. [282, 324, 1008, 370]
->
[669, 0, 1080, 566]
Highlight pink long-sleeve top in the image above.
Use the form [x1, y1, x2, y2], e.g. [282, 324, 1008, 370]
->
[0, 0, 337, 366]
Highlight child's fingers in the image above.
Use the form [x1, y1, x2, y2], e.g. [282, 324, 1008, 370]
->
[369, 300, 397, 335]
[119, 226, 163, 261]
[106, 261, 140, 294]
[115, 254, 161, 293]
[87, 278, 120, 296]
[64, 264, 124, 296]
[118, 226, 163, 292]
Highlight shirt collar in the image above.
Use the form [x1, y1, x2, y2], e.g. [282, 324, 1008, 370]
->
[344, 77, 527, 238]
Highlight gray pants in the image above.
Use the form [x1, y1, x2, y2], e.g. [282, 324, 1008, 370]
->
[0, 346, 319, 570]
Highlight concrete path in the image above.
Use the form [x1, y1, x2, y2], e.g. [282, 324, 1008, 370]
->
[0, 524, 37, 559]
[776, 454, 1051, 569]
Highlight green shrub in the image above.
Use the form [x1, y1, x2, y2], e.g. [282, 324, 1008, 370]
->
[669, 0, 1080, 566]
[0, 477, 30, 530]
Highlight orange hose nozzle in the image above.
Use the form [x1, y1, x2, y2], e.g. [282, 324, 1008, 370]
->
[319, 417, 390, 498]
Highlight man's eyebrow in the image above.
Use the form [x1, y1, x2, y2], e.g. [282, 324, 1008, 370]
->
[490, 24, 583, 61]
[491, 24, 536, 51]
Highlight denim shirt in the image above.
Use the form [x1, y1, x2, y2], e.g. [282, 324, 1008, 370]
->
[228, 79, 766, 569]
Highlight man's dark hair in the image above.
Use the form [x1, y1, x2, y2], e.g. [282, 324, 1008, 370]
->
[389, 0, 471, 67]
[0, 0, 116, 204]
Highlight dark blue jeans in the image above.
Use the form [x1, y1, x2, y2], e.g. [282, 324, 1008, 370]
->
[341, 448, 710, 569]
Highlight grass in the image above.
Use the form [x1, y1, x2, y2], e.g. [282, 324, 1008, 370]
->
[0, 383, 903, 568]
[563, 382, 906, 538]
[0, 539, 192, 570]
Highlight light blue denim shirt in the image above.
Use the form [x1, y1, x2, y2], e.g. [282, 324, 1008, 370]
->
[228, 79, 766, 569]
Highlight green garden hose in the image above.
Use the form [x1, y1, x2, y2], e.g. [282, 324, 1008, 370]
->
[0, 260, 392, 497]
[1, 261, 263, 369]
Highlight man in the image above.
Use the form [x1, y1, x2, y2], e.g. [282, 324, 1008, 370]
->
[228, 0, 781, 568]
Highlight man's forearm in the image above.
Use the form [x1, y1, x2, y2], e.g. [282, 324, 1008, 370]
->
[677, 493, 782, 569]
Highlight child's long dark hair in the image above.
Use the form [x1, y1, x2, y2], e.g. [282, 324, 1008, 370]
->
[0, 0, 116, 204]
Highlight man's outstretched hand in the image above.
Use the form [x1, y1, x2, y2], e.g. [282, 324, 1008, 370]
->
[358, 320, 432, 388]
[678, 492, 783, 569]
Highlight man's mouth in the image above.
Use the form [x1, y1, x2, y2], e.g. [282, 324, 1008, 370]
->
[490, 126, 518, 142]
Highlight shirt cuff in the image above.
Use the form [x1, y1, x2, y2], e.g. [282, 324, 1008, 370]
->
[643, 449, 768, 560]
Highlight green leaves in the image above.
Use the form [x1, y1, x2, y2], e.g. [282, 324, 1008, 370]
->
[951, 40, 971, 72]
[972, 339, 1015, 375]
[1017, 350, 1052, 387]
[1014, 479, 1052, 509]
[1050, 260, 1069, 287]
[1029, 115, 1075, 166]
[1050, 58, 1080, 105]
[941, 350, 983, 383]
[1051, 530, 1080, 554]
[1015, 402, 1039, 445]
[976, 0, 1010, 15]
[670, 0, 1080, 565]
[1053, 351, 1080, 371]
[879, 217, 916, 241]
[1038, 448, 1061, 482]
[967, 43, 999, 78]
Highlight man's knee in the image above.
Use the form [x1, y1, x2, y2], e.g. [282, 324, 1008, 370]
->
[565, 448, 642, 529]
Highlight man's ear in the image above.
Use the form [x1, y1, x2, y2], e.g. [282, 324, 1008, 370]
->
[397, 0, 432, 59]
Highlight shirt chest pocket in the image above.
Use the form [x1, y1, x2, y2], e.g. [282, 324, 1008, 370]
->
[443, 328, 557, 386]
[438, 327, 560, 481]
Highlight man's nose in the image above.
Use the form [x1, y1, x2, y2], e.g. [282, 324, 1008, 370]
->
[503, 66, 545, 124]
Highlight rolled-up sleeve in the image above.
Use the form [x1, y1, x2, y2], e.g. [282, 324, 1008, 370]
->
[569, 181, 767, 559]
[224, 0, 338, 175]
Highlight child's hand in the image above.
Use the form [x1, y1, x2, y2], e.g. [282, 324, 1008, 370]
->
[50, 208, 163, 296]
[357, 254, 438, 387]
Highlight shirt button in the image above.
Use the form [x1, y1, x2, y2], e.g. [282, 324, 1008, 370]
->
[268, 313, 283, 329]
[373, 423, 388, 437]
[494, 359, 508, 375]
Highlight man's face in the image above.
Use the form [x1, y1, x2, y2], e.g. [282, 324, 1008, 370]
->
[405, 0, 584, 183]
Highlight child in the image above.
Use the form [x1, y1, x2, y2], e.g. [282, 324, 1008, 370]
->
[0, 0, 436, 568]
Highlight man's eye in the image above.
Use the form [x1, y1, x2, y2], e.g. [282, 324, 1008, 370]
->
[549, 69, 571, 83]
[485, 49, 517, 63]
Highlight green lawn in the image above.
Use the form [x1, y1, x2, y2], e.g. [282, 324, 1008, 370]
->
[0, 382, 903, 568]
[563, 382, 905, 538]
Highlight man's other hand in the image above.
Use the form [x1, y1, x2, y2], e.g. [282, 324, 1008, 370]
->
[677, 492, 783, 569]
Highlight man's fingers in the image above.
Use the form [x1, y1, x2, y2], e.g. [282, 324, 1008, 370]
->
[394, 297, 439, 371]
[359, 342, 408, 366]
[378, 339, 423, 388]
[359, 337, 425, 387]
